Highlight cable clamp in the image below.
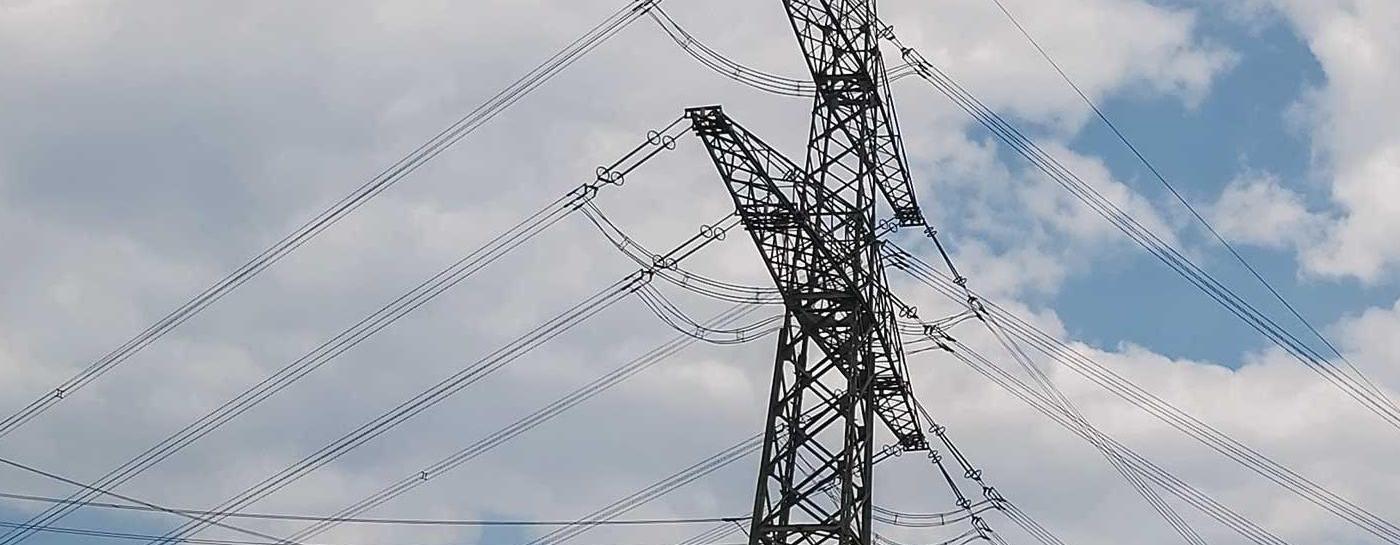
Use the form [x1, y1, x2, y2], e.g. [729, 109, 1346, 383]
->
[971, 298, 988, 320]
[577, 183, 601, 204]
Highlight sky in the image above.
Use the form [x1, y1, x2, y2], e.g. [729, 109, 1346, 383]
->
[1, 1, 1398, 545]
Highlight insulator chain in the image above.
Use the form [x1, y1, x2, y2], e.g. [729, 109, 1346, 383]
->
[579, 116, 687, 203]
[699, 223, 729, 242]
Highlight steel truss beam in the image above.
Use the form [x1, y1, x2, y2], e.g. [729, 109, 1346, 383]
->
[685, 106, 923, 545]
[685, 3, 931, 545]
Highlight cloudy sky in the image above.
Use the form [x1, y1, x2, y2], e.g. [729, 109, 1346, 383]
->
[1, 1, 1398, 545]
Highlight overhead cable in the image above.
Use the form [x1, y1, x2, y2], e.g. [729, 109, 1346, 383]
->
[647, 6, 917, 99]
[524, 399, 840, 545]
[0, 490, 741, 528]
[0, 117, 688, 545]
[889, 245, 1400, 543]
[882, 33, 1400, 432]
[0, 0, 662, 442]
[0, 457, 283, 545]
[140, 215, 741, 545]
[278, 303, 772, 543]
[982, 0, 1394, 415]
[895, 256, 1288, 545]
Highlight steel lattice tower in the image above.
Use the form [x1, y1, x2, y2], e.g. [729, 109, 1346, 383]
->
[686, 2, 929, 545]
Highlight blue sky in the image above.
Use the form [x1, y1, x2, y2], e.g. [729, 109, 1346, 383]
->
[961, 3, 1394, 366]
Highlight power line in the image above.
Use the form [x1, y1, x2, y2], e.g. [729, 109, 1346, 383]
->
[652, 6, 1399, 431]
[145, 276, 643, 545]
[890, 243, 1400, 543]
[279, 302, 772, 543]
[895, 283, 1200, 545]
[0, 0, 660, 443]
[0, 490, 741, 527]
[882, 33, 1400, 432]
[526, 434, 764, 545]
[646, 6, 920, 99]
[142, 216, 739, 545]
[0, 518, 748, 545]
[974, 295, 1205, 545]
[893, 249, 1297, 545]
[522, 395, 849, 545]
[982, 0, 1395, 416]
[0, 457, 285, 545]
[883, 244, 1281, 544]
[0, 119, 687, 545]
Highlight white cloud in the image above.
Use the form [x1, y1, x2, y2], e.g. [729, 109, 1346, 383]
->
[1228, 0, 1400, 282]
[1209, 171, 1324, 249]
[886, 0, 1237, 132]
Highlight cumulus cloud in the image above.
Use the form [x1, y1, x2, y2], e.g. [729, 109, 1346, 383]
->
[1216, 0, 1400, 282]
[1209, 171, 1324, 250]
[884, 0, 1237, 132]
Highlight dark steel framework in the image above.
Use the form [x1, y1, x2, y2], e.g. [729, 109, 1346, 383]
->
[686, 3, 930, 545]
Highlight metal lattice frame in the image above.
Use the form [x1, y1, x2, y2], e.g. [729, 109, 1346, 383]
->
[686, 104, 922, 545]
[685, 3, 929, 545]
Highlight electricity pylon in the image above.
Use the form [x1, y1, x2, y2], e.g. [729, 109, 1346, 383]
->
[686, 2, 930, 545]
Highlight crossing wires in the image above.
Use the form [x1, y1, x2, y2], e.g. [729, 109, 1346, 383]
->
[0, 0, 665, 443]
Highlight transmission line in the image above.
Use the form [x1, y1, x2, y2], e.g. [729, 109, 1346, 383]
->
[0, 119, 688, 545]
[138, 216, 741, 545]
[0, 520, 291, 545]
[889, 245, 1400, 543]
[0, 490, 741, 528]
[583, 191, 1030, 545]
[581, 201, 781, 305]
[651, 12, 1398, 431]
[0, 0, 661, 443]
[0, 456, 284, 545]
[876, 530, 987, 545]
[526, 434, 764, 545]
[982, 0, 1394, 416]
[939, 342, 1289, 545]
[895, 252, 1290, 545]
[880, 33, 1400, 432]
[277, 303, 772, 544]
[646, 6, 918, 99]
[902, 398, 1065, 545]
[882, 249, 1280, 543]
[523, 397, 847, 545]
[0, 517, 747, 545]
[889, 252, 1198, 541]
[973, 295, 1206, 545]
